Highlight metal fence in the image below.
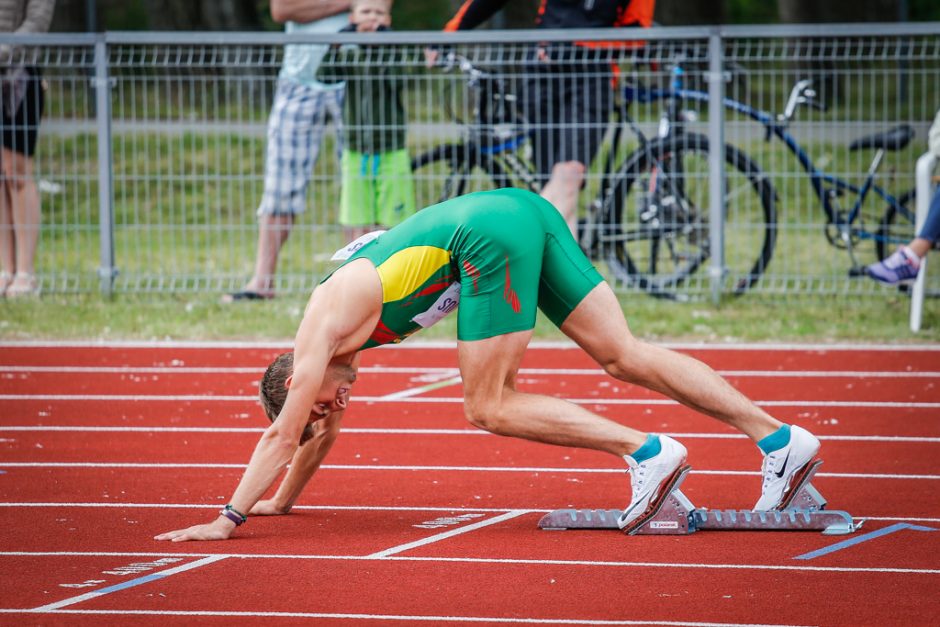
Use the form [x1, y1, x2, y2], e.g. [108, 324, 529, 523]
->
[2, 24, 939, 300]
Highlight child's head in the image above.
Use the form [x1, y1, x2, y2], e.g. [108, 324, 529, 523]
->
[351, 0, 392, 31]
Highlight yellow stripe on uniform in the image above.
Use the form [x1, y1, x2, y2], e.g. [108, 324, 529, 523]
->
[376, 246, 452, 303]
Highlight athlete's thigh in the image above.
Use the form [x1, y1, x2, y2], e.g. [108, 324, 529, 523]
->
[534, 200, 604, 328]
[559, 281, 633, 366]
[458, 329, 532, 404]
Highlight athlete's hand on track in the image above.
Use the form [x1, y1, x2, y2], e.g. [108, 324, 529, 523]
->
[249, 499, 290, 515]
[154, 518, 234, 542]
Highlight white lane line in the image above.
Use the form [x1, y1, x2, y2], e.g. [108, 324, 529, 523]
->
[0, 461, 936, 480]
[3, 503, 937, 525]
[0, 551, 936, 576]
[30, 554, 228, 611]
[3, 338, 940, 350]
[3, 394, 939, 409]
[0, 608, 821, 626]
[379, 375, 463, 400]
[0, 608, 822, 626]
[2, 503, 533, 513]
[3, 427, 937, 444]
[3, 365, 938, 378]
[367, 510, 529, 558]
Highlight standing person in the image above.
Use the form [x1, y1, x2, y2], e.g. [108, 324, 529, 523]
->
[155, 188, 821, 543]
[866, 107, 940, 285]
[319, 0, 415, 241]
[0, 0, 55, 298]
[425, 0, 655, 236]
[225, 0, 351, 302]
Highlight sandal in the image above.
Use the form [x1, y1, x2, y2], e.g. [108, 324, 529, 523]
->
[5, 272, 40, 298]
[221, 290, 274, 303]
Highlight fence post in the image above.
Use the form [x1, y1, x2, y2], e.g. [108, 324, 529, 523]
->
[93, 37, 116, 296]
[706, 29, 726, 304]
[910, 151, 937, 332]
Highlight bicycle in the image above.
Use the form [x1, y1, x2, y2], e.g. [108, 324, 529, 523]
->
[628, 69, 924, 280]
[411, 52, 923, 299]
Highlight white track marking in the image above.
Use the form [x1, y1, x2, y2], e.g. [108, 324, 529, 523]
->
[3, 365, 939, 377]
[0, 551, 936, 576]
[3, 503, 937, 525]
[2, 394, 939, 409]
[0, 608, 821, 626]
[30, 554, 228, 611]
[3, 339, 940, 350]
[0, 461, 936, 480]
[378, 375, 463, 400]
[367, 510, 529, 558]
[3, 426, 938, 444]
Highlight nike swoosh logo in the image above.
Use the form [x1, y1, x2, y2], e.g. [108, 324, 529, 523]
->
[774, 451, 791, 478]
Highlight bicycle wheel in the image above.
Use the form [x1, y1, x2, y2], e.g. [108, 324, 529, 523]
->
[411, 142, 514, 209]
[603, 133, 777, 298]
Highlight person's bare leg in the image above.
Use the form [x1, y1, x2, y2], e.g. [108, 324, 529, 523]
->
[0, 179, 14, 293]
[560, 282, 782, 442]
[908, 237, 932, 259]
[2, 149, 40, 296]
[538, 161, 584, 238]
[457, 329, 646, 457]
[244, 213, 294, 297]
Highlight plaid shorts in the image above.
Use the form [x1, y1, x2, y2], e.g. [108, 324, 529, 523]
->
[257, 79, 344, 216]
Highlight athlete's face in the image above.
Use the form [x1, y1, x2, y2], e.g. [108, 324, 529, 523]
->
[284, 368, 355, 425]
[310, 380, 351, 422]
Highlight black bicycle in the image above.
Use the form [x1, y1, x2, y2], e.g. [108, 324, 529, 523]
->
[412, 53, 922, 298]
[411, 53, 777, 299]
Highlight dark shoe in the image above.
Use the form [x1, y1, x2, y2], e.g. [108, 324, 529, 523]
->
[222, 290, 273, 303]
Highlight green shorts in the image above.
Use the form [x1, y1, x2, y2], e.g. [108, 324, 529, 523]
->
[340, 149, 416, 227]
[448, 189, 604, 340]
[343, 188, 604, 347]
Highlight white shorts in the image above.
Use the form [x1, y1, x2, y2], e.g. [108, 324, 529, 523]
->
[257, 79, 344, 216]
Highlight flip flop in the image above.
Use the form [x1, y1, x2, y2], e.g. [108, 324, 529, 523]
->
[222, 290, 273, 303]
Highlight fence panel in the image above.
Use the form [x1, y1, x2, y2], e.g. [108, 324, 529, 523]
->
[6, 26, 940, 300]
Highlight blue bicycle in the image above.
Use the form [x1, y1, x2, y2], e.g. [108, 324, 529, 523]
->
[411, 54, 917, 298]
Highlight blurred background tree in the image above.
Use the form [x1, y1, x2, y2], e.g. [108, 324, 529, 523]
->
[50, 0, 940, 32]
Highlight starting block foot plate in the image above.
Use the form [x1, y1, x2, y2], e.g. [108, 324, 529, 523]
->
[537, 460, 861, 535]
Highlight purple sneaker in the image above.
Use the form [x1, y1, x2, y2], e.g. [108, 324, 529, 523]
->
[866, 246, 921, 285]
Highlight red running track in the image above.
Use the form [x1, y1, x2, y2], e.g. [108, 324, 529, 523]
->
[0, 341, 938, 627]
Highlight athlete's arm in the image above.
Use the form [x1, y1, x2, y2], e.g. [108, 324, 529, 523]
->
[249, 411, 343, 514]
[271, 0, 351, 24]
[154, 261, 381, 542]
[250, 354, 361, 515]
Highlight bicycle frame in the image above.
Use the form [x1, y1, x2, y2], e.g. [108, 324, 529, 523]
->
[625, 82, 908, 244]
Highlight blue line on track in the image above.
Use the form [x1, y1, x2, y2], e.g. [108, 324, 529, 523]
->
[33, 555, 228, 612]
[794, 522, 937, 560]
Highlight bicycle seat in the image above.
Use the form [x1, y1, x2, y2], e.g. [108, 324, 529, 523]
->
[848, 124, 914, 152]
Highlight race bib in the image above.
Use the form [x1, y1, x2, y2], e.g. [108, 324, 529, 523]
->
[411, 282, 461, 328]
[331, 230, 386, 261]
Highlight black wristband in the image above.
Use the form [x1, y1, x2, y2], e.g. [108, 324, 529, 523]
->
[220, 504, 247, 526]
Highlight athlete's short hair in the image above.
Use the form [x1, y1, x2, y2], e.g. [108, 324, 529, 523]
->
[259, 352, 356, 446]
[259, 352, 314, 445]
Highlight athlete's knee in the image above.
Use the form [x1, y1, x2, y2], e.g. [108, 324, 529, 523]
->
[462, 396, 510, 434]
[599, 338, 657, 385]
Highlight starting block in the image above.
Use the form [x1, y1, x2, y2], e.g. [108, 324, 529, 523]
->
[538, 460, 862, 536]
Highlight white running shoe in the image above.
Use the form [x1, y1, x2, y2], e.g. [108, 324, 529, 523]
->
[617, 435, 688, 530]
[754, 425, 820, 511]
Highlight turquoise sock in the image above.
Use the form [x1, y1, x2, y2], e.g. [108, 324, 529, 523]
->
[629, 434, 662, 463]
[757, 424, 791, 455]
